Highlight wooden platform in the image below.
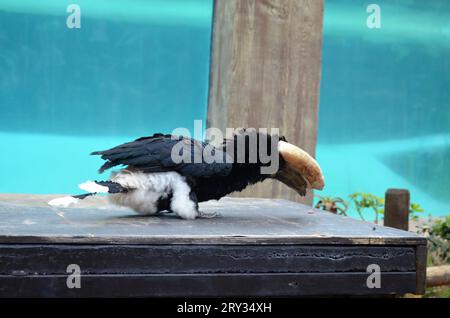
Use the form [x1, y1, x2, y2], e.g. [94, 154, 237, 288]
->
[0, 195, 427, 297]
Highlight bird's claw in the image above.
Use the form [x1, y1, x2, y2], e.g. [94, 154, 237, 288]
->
[196, 211, 220, 219]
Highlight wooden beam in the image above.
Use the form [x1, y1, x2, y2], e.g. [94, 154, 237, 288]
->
[207, 0, 324, 204]
[427, 265, 450, 287]
[384, 189, 410, 231]
[0, 273, 417, 297]
[415, 245, 427, 294]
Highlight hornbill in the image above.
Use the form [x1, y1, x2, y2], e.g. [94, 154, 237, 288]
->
[49, 130, 324, 219]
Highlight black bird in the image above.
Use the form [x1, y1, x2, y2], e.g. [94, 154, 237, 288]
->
[49, 130, 324, 219]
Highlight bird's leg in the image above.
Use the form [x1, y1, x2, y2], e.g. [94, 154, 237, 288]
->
[169, 179, 199, 220]
[190, 191, 219, 219]
[155, 195, 173, 215]
[189, 191, 199, 212]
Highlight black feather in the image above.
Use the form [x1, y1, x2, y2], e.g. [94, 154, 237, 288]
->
[91, 130, 290, 202]
[91, 133, 232, 177]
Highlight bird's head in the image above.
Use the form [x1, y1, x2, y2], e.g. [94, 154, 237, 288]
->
[223, 129, 324, 196]
[274, 136, 325, 196]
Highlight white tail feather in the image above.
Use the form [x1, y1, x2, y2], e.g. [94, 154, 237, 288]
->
[78, 181, 109, 194]
[48, 196, 79, 208]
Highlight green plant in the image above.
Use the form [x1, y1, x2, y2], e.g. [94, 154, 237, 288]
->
[347, 192, 425, 224]
[409, 203, 425, 221]
[424, 285, 450, 298]
[431, 215, 450, 241]
[314, 195, 348, 216]
[348, 193, 384, 224]
[420, 215, 450, 266]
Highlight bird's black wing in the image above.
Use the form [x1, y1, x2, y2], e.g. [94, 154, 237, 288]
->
[91, 133, 232, 178]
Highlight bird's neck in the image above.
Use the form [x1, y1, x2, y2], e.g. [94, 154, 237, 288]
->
[193, 163, 271, 202]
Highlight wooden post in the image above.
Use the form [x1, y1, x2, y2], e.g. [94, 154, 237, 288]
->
[416, 245, 428, 294]
[207, 0, 324, 204]
[384, 189, 410, 231]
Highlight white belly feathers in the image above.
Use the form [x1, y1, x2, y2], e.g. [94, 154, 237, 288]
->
[109, 170, 198, 219]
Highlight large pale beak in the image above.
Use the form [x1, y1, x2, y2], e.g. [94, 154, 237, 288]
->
[275, 141, 325, 195]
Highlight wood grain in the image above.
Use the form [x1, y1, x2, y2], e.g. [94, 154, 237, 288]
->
[0, 273, 417, 297]
[0, 196, 426, 246]
[208, 0, 324, 204]
[0, 245, 416, 275]
[416, 245, 428, 293]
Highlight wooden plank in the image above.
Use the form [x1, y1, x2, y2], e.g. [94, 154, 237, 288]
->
[0, 235, 426, 246]
[415, 245, 427, 293]
[0, 272, 417, 297]
[207, 0, 324, 204]
[384, 189, 410, 231]
[0, 245, 416, 275]
[0, 197, 426, 246]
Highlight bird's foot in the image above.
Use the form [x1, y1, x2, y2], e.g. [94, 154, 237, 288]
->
[157, 210, 173, 215]
[196, 211, 220, 219]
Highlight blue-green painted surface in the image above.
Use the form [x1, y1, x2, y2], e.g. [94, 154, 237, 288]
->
[317, 0, 450, 217]
[0, 0, 213, 194]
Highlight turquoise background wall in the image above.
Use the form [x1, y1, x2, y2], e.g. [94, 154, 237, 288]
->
[317, 0, 450, 217]
[0, 0, 213, 194]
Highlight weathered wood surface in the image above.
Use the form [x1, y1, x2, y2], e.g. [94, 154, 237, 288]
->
[207, 0, 324, 204]
[0, 273, 417, 297]
[0, 196, 425, 245]
[0, 195, 427, 296]
[0, 245, 416, 275]
[415, 245, 428, 294]
[384, 189, 410, 231]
